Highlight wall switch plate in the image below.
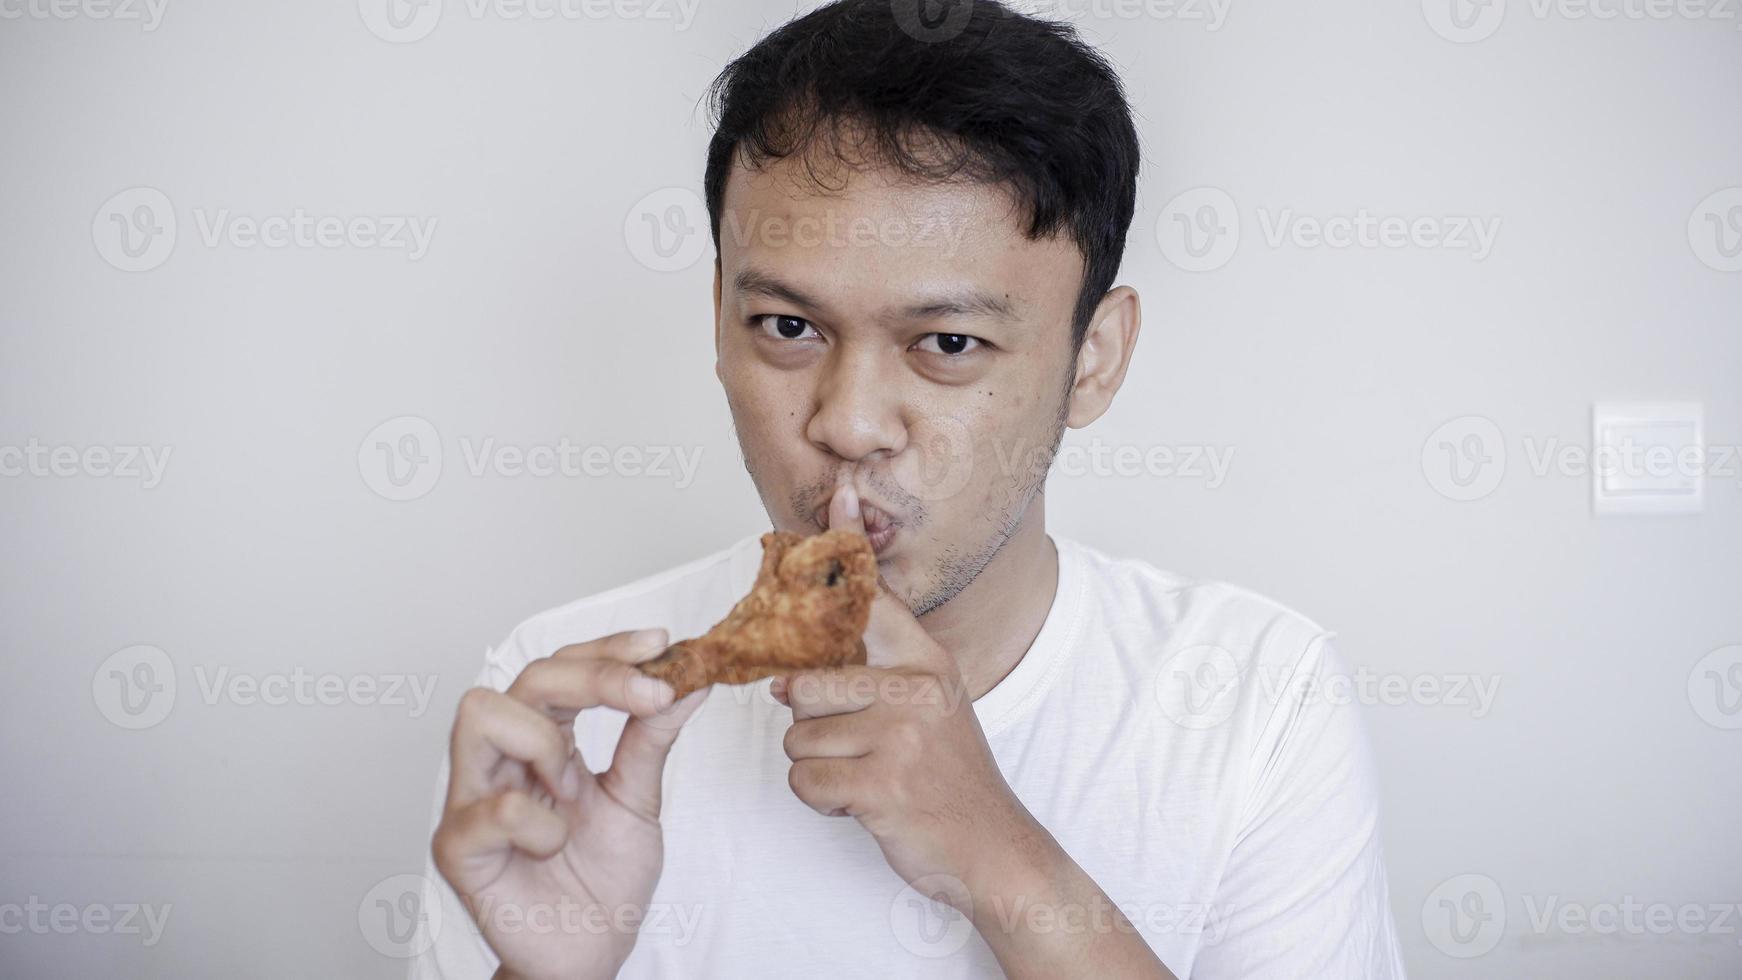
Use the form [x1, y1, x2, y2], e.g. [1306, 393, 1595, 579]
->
[1591, 402, 1703, 515]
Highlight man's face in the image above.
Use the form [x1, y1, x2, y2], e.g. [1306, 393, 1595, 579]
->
[713, 148, 1086, 616]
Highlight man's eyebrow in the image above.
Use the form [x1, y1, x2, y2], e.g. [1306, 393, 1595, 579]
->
[732, 269, 826, 313]
[896, 290, 1019, 323]
[732, 268, 1018, 325]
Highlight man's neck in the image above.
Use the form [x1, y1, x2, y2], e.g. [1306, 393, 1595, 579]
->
[917, 506, 1060, 701]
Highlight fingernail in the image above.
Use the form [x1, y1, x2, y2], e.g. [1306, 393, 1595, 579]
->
[627, 628, 668, 654]
[843, 483, 860, 521]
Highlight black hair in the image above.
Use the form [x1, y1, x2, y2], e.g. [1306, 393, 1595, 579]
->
[702, 0, 1140, 350]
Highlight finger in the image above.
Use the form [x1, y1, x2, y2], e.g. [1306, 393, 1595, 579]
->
[787, 758, 860, 817]
[783, 711, 873, 761]
[433, 789, 570, 887]
[863, 588, 955, 672]
[551, 628, 671, 666]
[600, 688, 708, 818]
[770, 675, 789, 706]
[448, 687, 578, 809]
[506, 654, 676, 722]
[829, 473, 866, 536]
[785, 667, 883, 721]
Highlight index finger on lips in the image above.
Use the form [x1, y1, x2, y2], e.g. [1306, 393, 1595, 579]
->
[784, 666, 883, 721]
[829, 470, 866, 536]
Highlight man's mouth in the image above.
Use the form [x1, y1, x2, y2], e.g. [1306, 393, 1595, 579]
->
[816, 497, 900, 556]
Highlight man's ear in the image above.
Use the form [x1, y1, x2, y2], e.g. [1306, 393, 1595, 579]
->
[1065, 285, 1142, 428]
[712, 260, 724, 383]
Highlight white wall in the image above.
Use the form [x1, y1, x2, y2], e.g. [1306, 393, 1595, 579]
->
[1, 1, 1737, 977]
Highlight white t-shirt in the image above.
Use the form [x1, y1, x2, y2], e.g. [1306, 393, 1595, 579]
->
[412, 534, 1407, 979]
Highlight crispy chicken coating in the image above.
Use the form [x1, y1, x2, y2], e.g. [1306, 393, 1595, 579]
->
[637, 529, 877, 698]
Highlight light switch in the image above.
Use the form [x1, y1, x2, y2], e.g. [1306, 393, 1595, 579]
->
[1591, 403, 1703, 515]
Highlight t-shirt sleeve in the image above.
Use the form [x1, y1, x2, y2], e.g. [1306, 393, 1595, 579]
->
[1188, 636, 1409, 980]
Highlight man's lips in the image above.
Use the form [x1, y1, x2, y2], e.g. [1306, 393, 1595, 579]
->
[815, 497, 901, 555]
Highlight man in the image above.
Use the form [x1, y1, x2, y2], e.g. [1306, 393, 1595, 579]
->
[414, 2, 1407, 977]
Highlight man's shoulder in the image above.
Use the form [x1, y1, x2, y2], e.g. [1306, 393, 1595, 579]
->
[1059, 536, 1336, 675]
[476, 534, 760, 685]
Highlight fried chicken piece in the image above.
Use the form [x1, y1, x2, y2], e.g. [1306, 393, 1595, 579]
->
[638, 529, 877, 698]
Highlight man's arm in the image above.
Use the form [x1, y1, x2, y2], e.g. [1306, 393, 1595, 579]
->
[1188, 636, 1408, 980]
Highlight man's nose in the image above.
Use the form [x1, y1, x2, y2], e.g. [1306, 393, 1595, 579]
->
[804, 347, 907, 463]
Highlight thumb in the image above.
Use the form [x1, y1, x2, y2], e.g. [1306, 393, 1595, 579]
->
[600, 689, 707, 818]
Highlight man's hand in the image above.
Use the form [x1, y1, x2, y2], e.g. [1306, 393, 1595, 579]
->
[777, 586, 1045, 893]
[776, 479, 1174, 979]
[431, 630, 707, 980]
[776, 479, 1046, 893]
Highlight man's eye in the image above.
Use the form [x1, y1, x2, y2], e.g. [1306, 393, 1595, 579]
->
[752, 315, 820, 341]
[913, 333, 982, 356]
